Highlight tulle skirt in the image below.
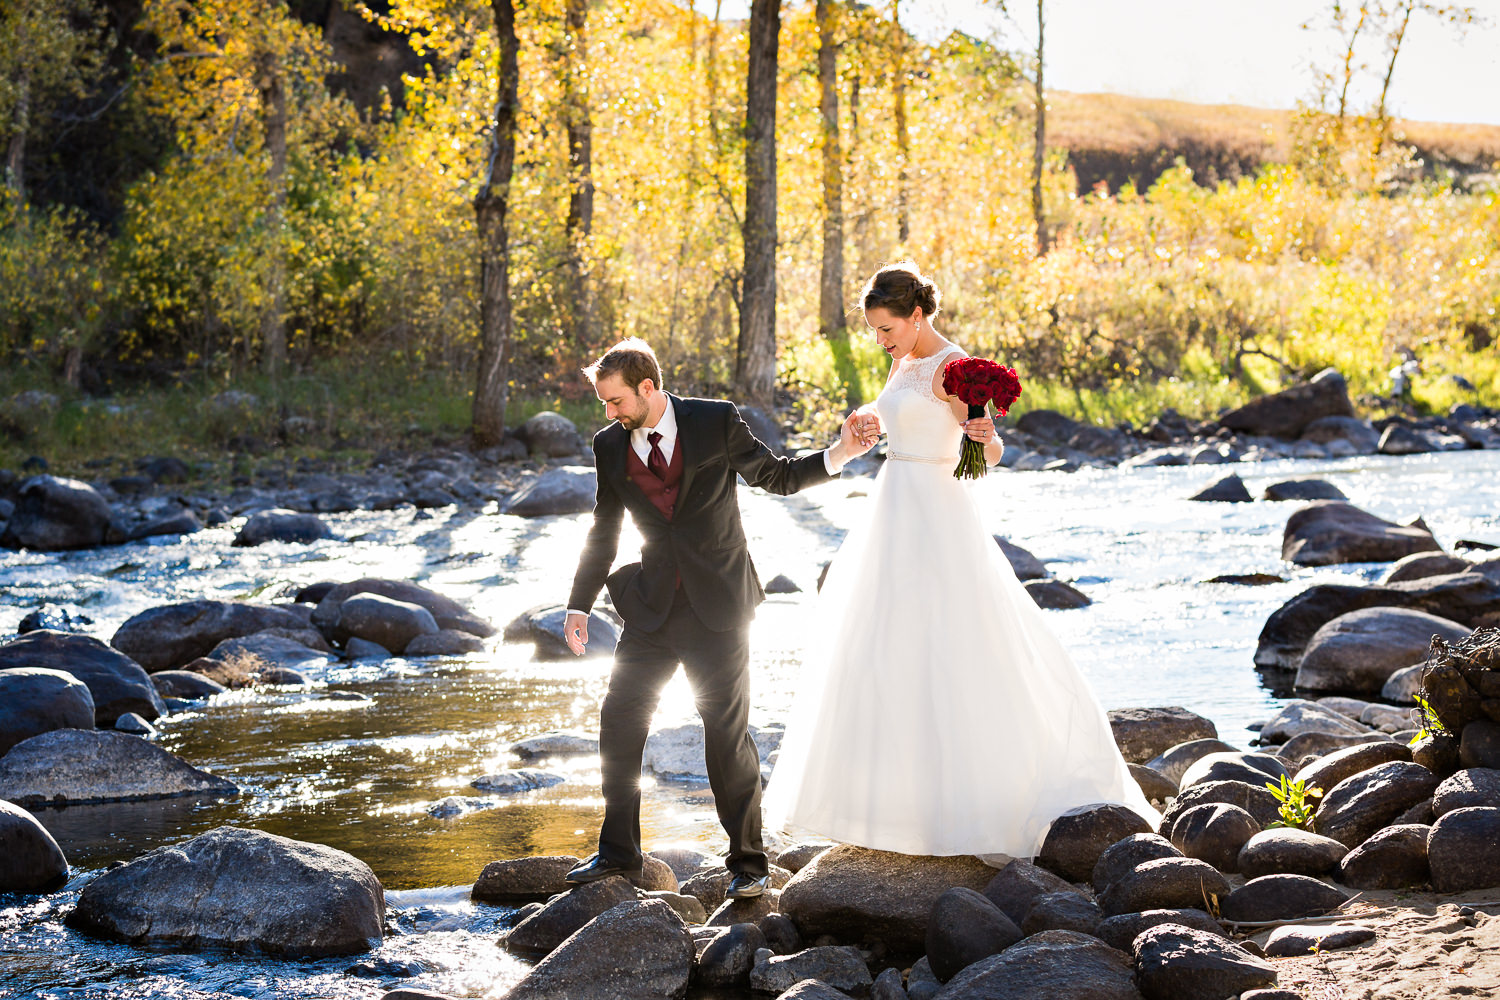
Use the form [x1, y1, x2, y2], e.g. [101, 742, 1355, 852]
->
[762, 455, 1160, 858]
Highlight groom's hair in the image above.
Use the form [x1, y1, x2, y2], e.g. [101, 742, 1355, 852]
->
[583, 338, 663, 392]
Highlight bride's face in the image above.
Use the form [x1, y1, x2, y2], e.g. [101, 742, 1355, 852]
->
[865, 306, 923, 359]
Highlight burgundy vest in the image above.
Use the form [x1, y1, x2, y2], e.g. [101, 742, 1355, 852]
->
[625, 434, 684, 520]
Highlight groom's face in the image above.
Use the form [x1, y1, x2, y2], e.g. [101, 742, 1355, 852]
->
[595, 373, 651, 430]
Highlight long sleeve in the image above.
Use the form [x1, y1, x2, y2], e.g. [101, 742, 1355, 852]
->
[566, 458, 625, 615]
[724, 403, 836, 497]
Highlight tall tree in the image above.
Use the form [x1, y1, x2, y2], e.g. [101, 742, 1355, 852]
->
[254, 49, 288, 378]
[1031, 0, 1047, 254]
[1371, 2, 1476, 158]
[472, 0, 520, 447]
[891, 0, 910, 244]
[735, 0, 781, 408]
[559, 0, 596, 350]
[817, 0, 859, 405]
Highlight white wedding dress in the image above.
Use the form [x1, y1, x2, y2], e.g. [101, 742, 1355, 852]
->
[763, 345, 1160, 859]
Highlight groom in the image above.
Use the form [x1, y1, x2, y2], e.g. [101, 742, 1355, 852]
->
[563, 337, 873, 898]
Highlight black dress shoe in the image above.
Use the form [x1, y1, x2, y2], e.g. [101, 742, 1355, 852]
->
[725, 873, 768, 899]
[565, 855, 641, 885]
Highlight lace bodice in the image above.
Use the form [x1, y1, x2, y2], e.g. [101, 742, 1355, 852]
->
[875, 345, 966, 462]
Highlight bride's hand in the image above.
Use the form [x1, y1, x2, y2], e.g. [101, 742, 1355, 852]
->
[856, 413, 881, 448]
[962, 416, 996, 444]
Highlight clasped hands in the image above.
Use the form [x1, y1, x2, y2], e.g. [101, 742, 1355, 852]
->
[837, 409, 882, 460]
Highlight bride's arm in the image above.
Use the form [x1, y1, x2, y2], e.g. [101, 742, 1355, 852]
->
[934, 367, 1004, 466]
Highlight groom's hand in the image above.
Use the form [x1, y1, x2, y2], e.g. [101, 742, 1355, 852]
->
[564, 612, 590, 655]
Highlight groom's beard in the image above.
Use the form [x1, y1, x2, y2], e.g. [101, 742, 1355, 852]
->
[615, 397, 649, 430]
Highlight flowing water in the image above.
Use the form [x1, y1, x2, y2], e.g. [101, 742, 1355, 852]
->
[3, 449, 1499, 999]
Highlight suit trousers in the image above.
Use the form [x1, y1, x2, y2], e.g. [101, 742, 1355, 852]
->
[597, 589, 769, 878]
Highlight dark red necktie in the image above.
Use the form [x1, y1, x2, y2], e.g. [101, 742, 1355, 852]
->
[647, 431, 668, 480]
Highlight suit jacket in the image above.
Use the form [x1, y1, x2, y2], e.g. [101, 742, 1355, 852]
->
[567, 394, 837, 633]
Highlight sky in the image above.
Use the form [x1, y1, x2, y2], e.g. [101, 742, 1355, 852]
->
[698, 0, 1500, 126]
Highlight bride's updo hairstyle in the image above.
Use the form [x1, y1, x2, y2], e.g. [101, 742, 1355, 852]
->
[861, 261, 941, 320]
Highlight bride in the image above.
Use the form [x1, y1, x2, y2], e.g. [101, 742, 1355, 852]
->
[763, 261, 1159, 859]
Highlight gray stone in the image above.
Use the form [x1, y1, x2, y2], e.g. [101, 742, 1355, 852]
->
[774, 843, 833, 874]
[520, 411, 583, 458]
[1433, 768, 1500, 816]
[1219, 369, 1352, 439]
[1036, 803, 1153, 882]
[233, 509, 333, 546]
[1461, 719, 1500, 769]
[1281, 501, 1442, 567]
[871, 966, 907, 1000]
[1090, 833, 1182, 894]
[1263, 923, 1375, 957]
[1277, 731, 1391, 760]
[1023, 578, 1091, 609]
[472, 855, 580, 904]
[0, 631, 163, 727]
[706, 888, 781, 927]
[503, 468, 598, 517]
[758, 912, 803, 955]
[1383, 552, 1473, 584]
[925, 886, 1022, 982]
[1292, 740, 1413, 799]
[149, 670, 226, 700]
[1133, 923, 1277, 1000]
[1095, 908, 1224, 952]
[1020, 891, 1103, 936]
[774, 981, 851, 1000]
[65, 826, 383, 956]
[112, 600, 311, 673]
[510, 605, 621, 661]
[1098, 857, 1232, 917]
[697, 921, 767, 987]
[934, 929, 1143, 1000]
[0, 798, 69, 892]
[504, 899, 693, 1000]
[207, 633, 332, 675]
[1158, 780, 1283, 835]
[1107, 707, 1218, 764]
[645, 890, 705, 924]
[0, 666, 95, 754]
[1178, 751, 1287, 792]
[995, 536, 1047, 580]
[1169, 803, 1261, 873]
[1337, 824, 1430, 889]
[1, 476, 111, 551]
[128, 508, 203, 541]
[1378, 423, 1437, 455]
[1263, 479, 1347, 502]
[0, 729, 238, 806]
[1143, 739, 1238, 786]
[1316, 761, 1442, 848]
[510, 729, 600, 758]
[1427, 806, 1500, 892]
[503, 876, 640, 959]
[1381, 663, 1426, 703]
[1188, 474, 1252, 502]
[1300, 415, 1379, 452]
[1296, 607, 1471, 695]
[1128, 763, 1178, 803]
[311, 578, 495, 639]
[15, 605, 92, 635]
[982, 857, 1077, 925]
[403, 629, 484, 657]
[336, 594, 439, 654]
[344, 637, 391, 660]
[1218, 875, 1350, 923]
[114, 712, 156, 735]
[681, 865, 792, 914]
[1236, 828, 1348, 879]
[750, 945, 872, 995]
[1256, 700, 1370, 743]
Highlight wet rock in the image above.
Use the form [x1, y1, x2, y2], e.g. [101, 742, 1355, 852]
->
[1024, 579, 1091, 609]
[995, 536, 1047, 580]
[981, 857, 1077, 925]
[1300, 415, 1379, 453]
[1090, 833, 1182, 894]
[149, 670, 226, 700]
[336, 594, 439, 654]
[1263, 479, 1347, 502]
[773, 843, 833, 875]
[344, 637, 391, 660]
[1254, 572, 1500, 670]
[681, 866, 793, 913]
[749, 945, 872, 995]
[16, 605, 93, 635]
[1188, 474, 1252, 502]
[507, 898, 695, 1000]
[472, 855, 580, 904]
[1432, 768, 1500, 816]
[0, 798, 69, 892]
[1281, 501, 1442, 567]
[936, 929, 1142, 1000]
[1107, 707, 1218, 765]
[0, 667, 96, 755]
[233, 509, 333, 546]
[1218, 369, 1352, 439]
[644, 722, 780, 782]
[1378, 424, 1437, 455]
[128, 509, 202, 542]
[207, 633, 332, 675]
[1098, 857, 1232, 916]
[1037, 803, 1154, 882]
[1095, 908, 1224, 952]
[1257, 700, 1370, 743]
[758, 912, 803, 955]
[502, 876, 640, 959]
[470, 769, 566, 794]
[503, 468, 598, 518]
[66, 826, 383, 956]
[0, 630, 164, 726]
[257, 666, 310, 686]
[1129, 763, 1178, 803]
[646, 890, 705, 924]
[1383, 552, 1473, 584]
[311, 579, 495, 639]
[764, 574, 801, 594]
[1460, 719, 1500, 768]
[1020, 891, 1104, 936]
[1219, 874, 1349, 923]
[510, 730, 601, 758]
[1292, 740, 1412, 798]
[925, 886, 1022, 982]
[1277, 730, 1390, 760]
[0, 729, 237, 806]
[1236, 828, 1348, 879]
[112, 600, 310, 673]
[779, 845, 994, 952]
[1263, 923, 1375, 957]
[696, 921, 767, 987]
[508, 605, 621, 660]
[1178, 751, 1287, 792]
[403, 629, 485, 657]
[707, 890, 781, 927]
[1337, 824, 1430, 889]
[1133, 922, 1277, 1000]
[1169, 803, 1261, 873]
[114, 712, 156, 735]
[1295, 607, 1471, 695]
[1144, 738, 1238, 786]
[1158, 780, 1282, 834]
[1, 476, 111, 551]
[1315, 761, 1442, 848]
[1427, 806, 1500, 891]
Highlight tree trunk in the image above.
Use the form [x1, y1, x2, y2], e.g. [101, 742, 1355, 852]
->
[473, 0, 520, 447]
[735, 0, 781, 409]
[817, 0, 858, 406]
[5, 66, 28, 203]
[892, 0, 909, 245]
[849, 70, 875, 281]
[1373, 1, 1413, 161]
[1031, 0, 1048, 255]
[560, 0, 595, 349]
[257, 55, 288, 379]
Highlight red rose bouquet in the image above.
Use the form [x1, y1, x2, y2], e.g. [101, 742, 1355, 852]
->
[941, 356, 1023, 480]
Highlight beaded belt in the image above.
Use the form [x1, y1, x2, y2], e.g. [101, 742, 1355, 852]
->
[886, 451, 954, 465]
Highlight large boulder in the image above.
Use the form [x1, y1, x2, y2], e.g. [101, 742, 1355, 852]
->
[933, 929, 1143, 1000]
[0, 476, 112, 551]
[1168, 803, 1261, 874]
[1337, 824, 1431, 889]
[1098, 858, 1232, 917]
[503, 876, 640, 959]
[1315, 761, 1442, 848]
[507, 605, 621, 660]
[1432, 768, 1500, 816]
[1218, 369, 1353, 439]
[0, 729, 238, 806]
[778, 845, 994, 952]
[112, 600, 311, 673]
[503, 468, 598, 518]
[519, 411, 584, 458]
[504, 899, 693, 1000]
[0, 798, 69, 892]
[1281, 502, 1443, 567]
[310, 579, 495, 639]
[232, 509, 334, 546]
[472, 855, 580, 904]
[0, 630, 164, 726]
[1292, 739, 1412, 796]
[1236, 828, 1348, 879]
[1427, 807, 1500, 892]
[925, 887, 1022, 982]
[1295, 607, 1471, 695]
[748, 946, 872, 995]
[1254, 572, 1500, 670]
[336, 594, 439, 654]
[1144, 739, 1238, 787]
[1133, 923, 1277, 1000]
[1218, 875, 1349, 923]
[0, 666, 95, 754]
[1158, 780, 1282, 835]
[1107, 707, 1217, 764]
[1178, 752, 1287, 792]
[981, 858, 1077, 925]
[1383, 552, 1474, 584]
[207, 633, 332, 676]
[1036, 803, 1154, 882]
[1256, 700, 1370, 743]
[66, 826, 383, 956]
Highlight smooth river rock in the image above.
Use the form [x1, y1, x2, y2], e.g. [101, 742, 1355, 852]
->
[925, 887, 1022, 982]
[112, 600, 311, 673]
[1427, 806, 1500, 892]
[233, 509, 333, 546]
[0, 475, 112, 551]
[0, 630, 164, 726]
[0, 729, 238, 806]
[1036, 803, 1154, 882]
[502, 468, 598, 518]
[311, 578, 496, 639]
[1107, 707, 1217, 764]
[934, 929, 1143, 1000]
[1281, 501, 1442, 567]
[66, 826, 384, 956]
[503, 899, 693, 1000]
[1295, 607, 1471, 695]
[1315, 760, 1442, 848]
[0, 798, 69, 892]
[0, 666, 96, 755]
[336, 593, 439, 654]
